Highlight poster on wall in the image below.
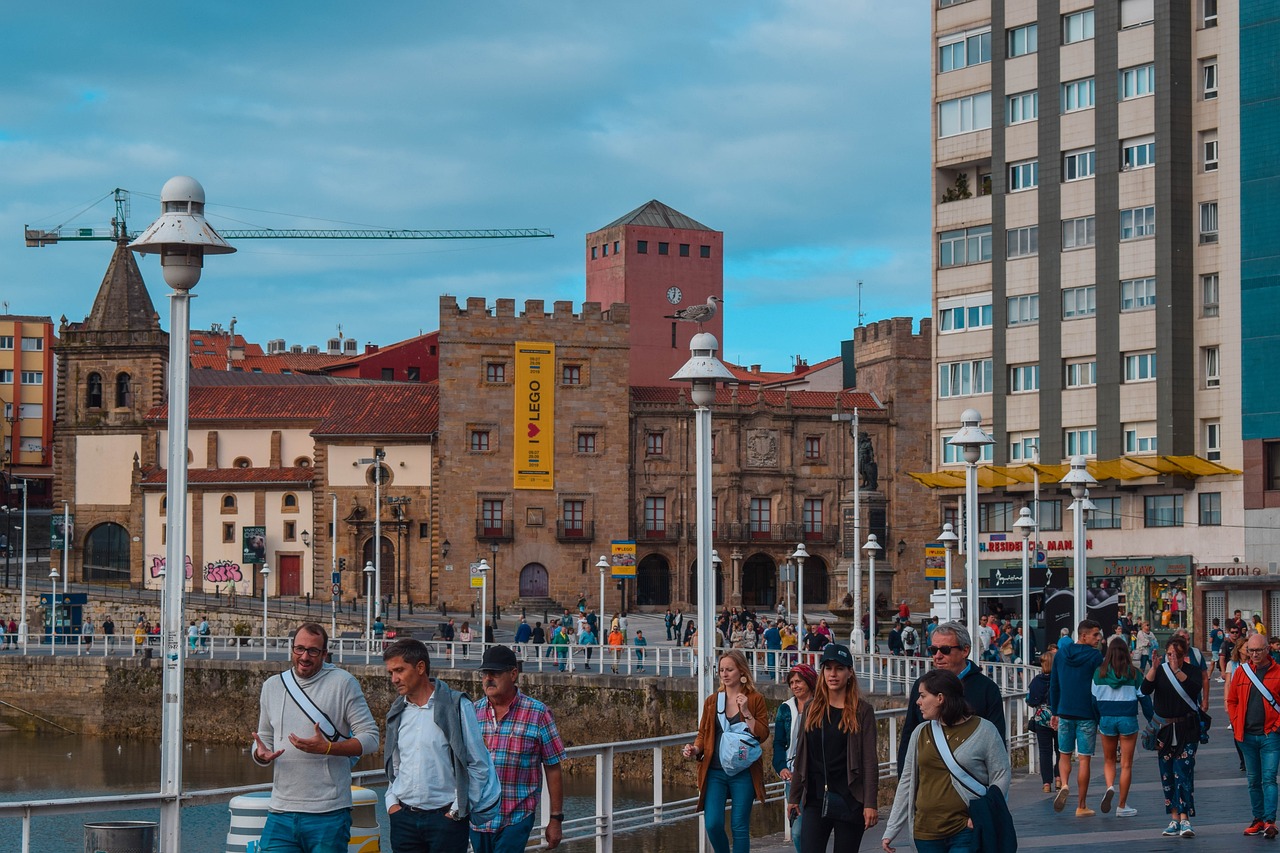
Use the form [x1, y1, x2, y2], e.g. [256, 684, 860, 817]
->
[611, 540, 637, 577]
[242, 526, 266, 564]
[513, 341, 555, 490]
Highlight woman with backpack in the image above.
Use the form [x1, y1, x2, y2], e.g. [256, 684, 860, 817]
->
[1092, 635, 1153, 817]
[1141, 635, 1203, 838]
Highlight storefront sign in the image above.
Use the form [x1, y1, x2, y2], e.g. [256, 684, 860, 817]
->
[1090, 556, 1190, 577]
[980, 537, 1090, 553]
[1197, 564, 1266, 578]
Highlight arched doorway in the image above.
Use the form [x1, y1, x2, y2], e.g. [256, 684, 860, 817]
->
[85, 523, 130, 582]
[688, 560, 724, 606]
[519, 563, 549, 598]
[740, 553, 777, 609]
[801, 556, 830, 606]
[637, 555, 671, 606]
[361, 536, 395, 599]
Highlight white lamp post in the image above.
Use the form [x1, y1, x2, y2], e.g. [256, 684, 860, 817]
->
[329, 492, 338, 642]
[1013, 506, 1037, 661]
[356, 452, 386, 620]
[130, 176, 234, 851]
[1061, 455, 1098, 628]
[947, 409, 994, 663]
[476, 558, 489, 657]
[863, 535, 882, 653]
[938, 523, 959, 623]
[10, 477, 28, 653]
[793, 542, 809, 651]
[48, 565, 59, 656]
[260, 563, 271, 661]
[671, 331, 735, 707]
[363, 560, 376, 663]
[61, 500, 70, 595]
[596, 556, 609, 661]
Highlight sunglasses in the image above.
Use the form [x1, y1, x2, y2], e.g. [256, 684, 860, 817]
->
[928, 645, 963, 655]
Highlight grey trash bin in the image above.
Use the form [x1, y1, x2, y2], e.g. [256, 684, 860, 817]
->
[84, 820, 157, 853]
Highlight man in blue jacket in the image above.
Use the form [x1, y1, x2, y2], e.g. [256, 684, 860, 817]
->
[1050, 619, 1104, 816]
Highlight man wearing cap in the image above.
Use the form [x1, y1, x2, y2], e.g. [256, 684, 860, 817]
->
[895, 620, 1006, 774]
[471, 645, 568, 853]
[382, 638, 499, 853]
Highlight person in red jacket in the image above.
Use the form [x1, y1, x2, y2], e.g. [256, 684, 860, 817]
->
[1226, 633, 1280, 838]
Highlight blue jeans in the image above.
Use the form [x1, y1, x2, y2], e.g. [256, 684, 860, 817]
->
[258, 809, 352, 853]
[915, 828, 974, 853]
[1241, 732, 1280, 822]
[470, 815, 536, 853]
[388, 806, 469, 853]
[703, 766, 755, 853]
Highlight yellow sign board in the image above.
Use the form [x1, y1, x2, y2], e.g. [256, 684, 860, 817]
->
[924, 543, 946, 579]
[514, 341, 555, 490]
[611, 540, 637, 577]
[470, 562, 485, 589]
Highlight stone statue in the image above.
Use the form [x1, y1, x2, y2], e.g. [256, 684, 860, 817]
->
[857, 431, 878, 491]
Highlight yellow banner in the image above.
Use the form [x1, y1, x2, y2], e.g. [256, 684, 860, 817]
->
[611, 541, 637, 577]
[924, 544, 946, 578]
[514, 341, 555, 490]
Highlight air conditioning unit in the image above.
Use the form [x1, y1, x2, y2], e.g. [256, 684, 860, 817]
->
[267, 339, 286, 354]
[290, 345, 303, 354]
[343, 338, 358, 354]
[307, 345, 320, 354]
[327, 338, 341, 355]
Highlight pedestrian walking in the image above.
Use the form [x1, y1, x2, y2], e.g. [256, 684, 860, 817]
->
[1141, 635, 1203, 838]
[1227, 632, 1280, 837]
[634, 630, 648, 671]
[773, 664, 817, 853]
[1026, 647, 1061, 793]
[1050, 619, 1104, 817]
[1092, 635, 1152, 817]
[458, 622, 472, 658]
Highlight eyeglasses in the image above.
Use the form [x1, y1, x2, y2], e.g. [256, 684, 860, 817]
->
[1247, 648, 1270, 655]
[928, 645, 963, 656]
[292, 645, 325, 657]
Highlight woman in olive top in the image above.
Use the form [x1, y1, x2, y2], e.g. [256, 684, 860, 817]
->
[883, 669, 1011, 853]
[788, 645, 879, 853]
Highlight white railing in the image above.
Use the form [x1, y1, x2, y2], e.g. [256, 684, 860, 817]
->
[0, 695, 1036, 853]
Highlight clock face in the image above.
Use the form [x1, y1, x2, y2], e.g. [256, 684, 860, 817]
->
[666, 286, 683, 304]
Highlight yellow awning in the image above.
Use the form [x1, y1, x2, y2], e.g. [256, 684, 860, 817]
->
[910, 454, 1239, 489]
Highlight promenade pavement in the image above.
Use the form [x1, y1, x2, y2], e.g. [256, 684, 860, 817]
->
[755, 738, 1253, 852]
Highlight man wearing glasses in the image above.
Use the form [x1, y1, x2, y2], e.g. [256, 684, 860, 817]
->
[1226, 634, 1280, 838]
[894, 621, 1006, 774]
[1222, 626, 1243, 683]
[252, 622, 380, 853]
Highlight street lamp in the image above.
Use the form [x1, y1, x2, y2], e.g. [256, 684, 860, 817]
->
[260, 563, 271, 661]
[328, 492, 338, 642]
[48, 565, 59, 656]
[596, 556, 609, 662]
[356, 451, 386, 620]
[476, 559, 489, 655]
[1013, 506, 1037, 661]
[863, 535, 882, 653]
[489, 540, 500, 629]
[363, 561, 376, 664]
[938, 522, 959, 623]
[130, 176, 235, 852]
[9, 477, 28, 653]
[793, 542, 809, 651]
[671, 331, 735, 706]
[947, 408, 994, 663]
[1061, 455, 1098, 628]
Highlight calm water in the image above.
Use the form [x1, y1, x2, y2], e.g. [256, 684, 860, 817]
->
[0, 731, 779, 852]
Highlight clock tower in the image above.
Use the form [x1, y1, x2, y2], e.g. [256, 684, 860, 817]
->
[584, 200, 724, 387]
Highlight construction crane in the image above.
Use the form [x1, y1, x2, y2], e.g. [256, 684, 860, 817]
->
[24, 188, 554, 246]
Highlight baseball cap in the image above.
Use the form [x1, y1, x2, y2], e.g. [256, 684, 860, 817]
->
[479, 645, 519, 672]
[819, 643, 854, 668]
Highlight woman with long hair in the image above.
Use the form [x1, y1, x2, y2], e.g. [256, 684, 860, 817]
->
[458, 621, 472, 658]
[1026, 647, 1061, 792]
[683, 650, 770, 853]
[774, 664, 818, 853]
[883, 669, 1010, 853]
[1141, 636, 1202, 838]
[1092, 635, 1153, 816]
[787, 645, 878, 853]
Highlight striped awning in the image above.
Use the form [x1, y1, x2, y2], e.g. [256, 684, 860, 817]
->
[909, 454, 1241, 490]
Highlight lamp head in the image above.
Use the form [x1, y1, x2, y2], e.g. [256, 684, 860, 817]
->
[791, 542, 809, 561]
[477, 558, 490, 574]
[49, 567, 59, 580]
[441, 538, 451, 557]
[711, 549, 723, 567]
[938, 522, 959, 547]
[363, 560, 375, 575]
[129, 176, 235, 292]
[947, 408, 994, 463]
[260, 563, 270, 576]
[1061, 454, 1097, 499]
[670, 332, 735, 406]
[596, 555, 609, 573]
[1013, 506, 1037, 540]
[862, 534, 882, 554]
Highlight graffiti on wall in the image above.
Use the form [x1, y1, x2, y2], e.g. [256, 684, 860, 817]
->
[203, 560, 244, 583]
[149, 555, 194, 579]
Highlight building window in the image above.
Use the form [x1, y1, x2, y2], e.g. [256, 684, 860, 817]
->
[613, 240, 619, 254]
[1203, 132, 1219, 172]
[1202, 59, 1218, 99]
[1121, 277, 1157, 311]
[1065, 427, 1098, 456]
[942, 436, 993, 464]
[1062, 148, 1095, 181]
[563, 500, 584, 534]
[1007, 23, 1037, 57]
[591, 246, 598, 259]
[1120, 64, 1156, 99]
[284, 521, 296, 541]
[1199, 492, 1222, 526]
[1037, 500, 1064, 531]
[419, 522, 430, 539]
[1144, 495, 1183, 527]
[679, 243, 690, 257]
[658, 242, 670, 255]
[1203, 0, 1218, 27]
[1122, 137, 1155, 170]
[470, 430, 490, 451]
[1009, 433, 1039, 461]
[0, 336, 11, 350]
[1006, 91, 1038, 124]
[1062, 9, 1095, 43]
[937, 293, 993, 332]
[1204, 346, 1220, 388]
[1063, 286, 1096, 319]
[1268, 443, 1280, 491]
[222, 494, 237, 512]
[938, 359, 994, 398]
[804, 436, 822, 459]
[938, 26, 992, 73]
[700, 245, 711, 258]
[577, 432, 597, 454]
[282, 493, 298, 512]
[1124, 352, 1157, 382]
[482, 500, 504, 536]
[1089, 497, 1122, 529]
[749, 497, 772, 539]
[1200, 201, 1219, 243]
[115, 373, 132, 408]
[1205, 421, 1222, 461]
[20, 371, 42, 385]
[644, 497, 666, 536]
[601, 243, 608, 257]
[1065, 360, 1097, 388]
[1125, 423, 1158, 453]
[938, 225, 992, 267]
[1061, 78, 1095, 112]
[20, 337, 43, 351]
[485, 362, 505, 383]
[562, 364, 581, 385]
[1007, 294, 1039, 326]
[87, 372, 103, 408]
[1062, 216, 1096, 250]
[1202, 273, 1220, 317]
[1008, 363, 1040, 393]
[1121, 0, 1155, 27]
[938, 92, 992, 137]
[803, 499, 823, 536]
[1120, 206, 1156, 240]
[637, 240, 648, 254]
[646, 431, 664, 456]
[1008, 160, 1039, 192]
[979, 501, 1013, 533]
[222, 522, 235, 543]
[1007, 226, 1038, 259]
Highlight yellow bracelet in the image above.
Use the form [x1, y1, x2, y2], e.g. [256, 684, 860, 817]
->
[325, 741, 332, 755]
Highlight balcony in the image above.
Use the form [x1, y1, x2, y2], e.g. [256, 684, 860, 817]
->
[706, 523, 839, 545]
[640, 522, 683, 542]
[475, 519, 514, 542]
[555, 520, 595, 543]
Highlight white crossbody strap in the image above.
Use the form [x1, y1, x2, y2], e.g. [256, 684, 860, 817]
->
[1243, 663, 1280, 714]
[929, 720, 986, 798]
[1162, 662, 1200, 715]
[282, 669, 343, 741]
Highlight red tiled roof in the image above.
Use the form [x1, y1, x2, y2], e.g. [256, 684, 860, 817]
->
[721, 361, 792, 383]
[189, 331, 264, 357]
[146, 384, 439, 435]
[629, 386, 882, 410]
[140, 466, 315, 486]
[190, 352, 348, 374]
[320, 331, 439, 370]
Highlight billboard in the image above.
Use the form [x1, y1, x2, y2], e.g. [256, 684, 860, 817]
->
[924, 544, 946, 579]
[242, 526, 266, 564]
[611, 540, 637, 577]
[514, 341, 555, 490]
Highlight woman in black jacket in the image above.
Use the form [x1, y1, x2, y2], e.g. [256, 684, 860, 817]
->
[1141, 635, 1202, 839]
[1026, 647, 1060, 792]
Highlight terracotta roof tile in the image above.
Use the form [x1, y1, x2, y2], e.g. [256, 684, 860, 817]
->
[140, 466, 315, 486]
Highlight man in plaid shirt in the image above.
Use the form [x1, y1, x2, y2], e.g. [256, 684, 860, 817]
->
[471, 645, 568, 853]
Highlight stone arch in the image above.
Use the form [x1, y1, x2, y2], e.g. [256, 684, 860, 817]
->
[519, 563, 549, 598]
[636, 554, 671, 606]
[801, 555, 830, 606]
[361, 535, 395, 595]
[84, 522, 130, 582]
[86, 372, 103, 409]
[115, 372, 132, 408]
[741, 552, 778, 609]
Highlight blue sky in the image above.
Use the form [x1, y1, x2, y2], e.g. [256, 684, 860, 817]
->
[1, 2, 932, 370]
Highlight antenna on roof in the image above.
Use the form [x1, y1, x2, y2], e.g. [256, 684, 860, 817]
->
[856, 280, 866, 329]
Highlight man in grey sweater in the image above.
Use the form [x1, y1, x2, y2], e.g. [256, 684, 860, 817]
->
[252, 622, 380, 853]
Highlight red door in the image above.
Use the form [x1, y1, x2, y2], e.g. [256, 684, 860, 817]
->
[279, 554, 301, 597]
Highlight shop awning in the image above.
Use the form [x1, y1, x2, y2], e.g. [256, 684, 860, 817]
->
[910, 454, 1241, 490]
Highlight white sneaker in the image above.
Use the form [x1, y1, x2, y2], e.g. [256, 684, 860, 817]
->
[1100, 787, 1115, 814]
[1116, 806, 1137, 818]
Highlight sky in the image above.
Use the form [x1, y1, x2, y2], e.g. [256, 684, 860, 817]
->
[1, 2, 932, 371]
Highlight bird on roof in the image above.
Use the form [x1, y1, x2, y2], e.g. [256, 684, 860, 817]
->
[664, 295, 722, 326]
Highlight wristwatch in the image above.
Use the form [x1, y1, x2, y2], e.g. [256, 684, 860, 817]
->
[549, 813, 565, 822]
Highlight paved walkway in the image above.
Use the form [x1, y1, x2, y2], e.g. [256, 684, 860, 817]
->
[755, 739, 1253, 852]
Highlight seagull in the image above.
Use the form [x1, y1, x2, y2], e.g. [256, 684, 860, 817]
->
[664, 295, 722, 326]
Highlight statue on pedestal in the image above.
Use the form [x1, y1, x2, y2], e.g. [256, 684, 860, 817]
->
[857, 431, 878, 491]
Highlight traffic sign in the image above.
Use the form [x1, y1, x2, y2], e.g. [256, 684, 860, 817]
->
[331, 583, 340, 596]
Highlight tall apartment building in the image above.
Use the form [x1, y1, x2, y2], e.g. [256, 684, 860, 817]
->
[929, 1, 1274, 633]
[2, 314, 56, 507]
